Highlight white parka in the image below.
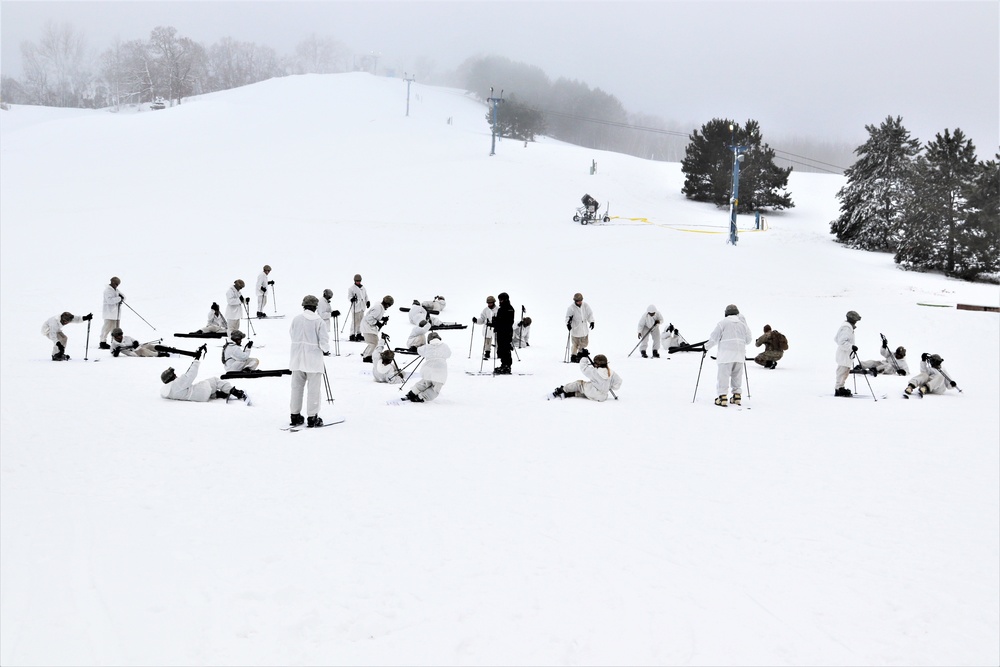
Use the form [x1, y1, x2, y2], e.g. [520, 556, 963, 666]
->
[912, 359, 953, 394]
[576, 357, 623, 401]
[289, 310, 329, 373]
[41, 314, 82, 341]
[637, 305, 663, 336]
[834, 321, 856, 367]
[347, 283, 369, 314]
[361, 302, 387, 336]
[706, 314, 752, 363]
[225, 285, 243, 320]
[223, 342, 255, 371]
[566, 301, 594, 337]
[160, 360, 215, 402]
[102, 284, 124, 320]
[416, 338, 451, 383]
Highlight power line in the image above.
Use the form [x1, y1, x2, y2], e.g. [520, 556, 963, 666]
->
[536, 107, 848, 173]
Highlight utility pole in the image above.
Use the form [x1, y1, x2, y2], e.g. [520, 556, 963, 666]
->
[404, 73, 416, 116]
[487, 87, 504, 156]
[728, 123, 748, 246]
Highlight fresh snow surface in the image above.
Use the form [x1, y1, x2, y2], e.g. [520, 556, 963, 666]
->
[1, 72, 998, 667]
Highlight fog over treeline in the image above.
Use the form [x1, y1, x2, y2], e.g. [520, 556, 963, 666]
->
[0, 21, 857, 173]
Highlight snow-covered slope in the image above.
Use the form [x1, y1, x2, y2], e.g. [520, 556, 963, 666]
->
[1, 72, 997, 666]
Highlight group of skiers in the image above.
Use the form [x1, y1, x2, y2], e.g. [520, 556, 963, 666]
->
[44, 271, 961, 423]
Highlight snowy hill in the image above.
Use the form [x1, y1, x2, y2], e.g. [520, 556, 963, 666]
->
[1, 72, 997, 666]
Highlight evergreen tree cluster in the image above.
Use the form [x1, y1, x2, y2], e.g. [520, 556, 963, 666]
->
[831, 116, 998, 282]
[484, 94, 546, 142]
[680, 119, 794, 213]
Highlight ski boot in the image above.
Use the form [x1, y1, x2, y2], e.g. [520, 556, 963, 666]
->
[652, 350, 660, 358]
[405, 391, 424, 403]
[714, 395, 728, 407]
[835, 387, 853, 397]
[362, 356, 373, 363]
[290, 413, 305, 426]
[99, 342, 111, 350]
[483, 350, 490, 361]
[51, 353, 68, 361]
[551, 387, 565, 399]
[731, 393, 741, 406]
[918, 384, 929, 396]
[640, 350, 648, 358]
[306, 415, 324, 428]
[229, 388, 246, 400]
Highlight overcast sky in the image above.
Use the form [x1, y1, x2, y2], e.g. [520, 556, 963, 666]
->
[2, 1, 997, 153]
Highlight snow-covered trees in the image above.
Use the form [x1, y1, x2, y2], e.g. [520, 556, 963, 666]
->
[681, 119, 794, 213]
[486, 94, 546, 142]
[833, 119, 997, 282]
[830, 116, 920, 250]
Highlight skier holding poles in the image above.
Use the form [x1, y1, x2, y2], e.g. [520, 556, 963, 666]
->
[402, 331, 451, 403]
[472, 295, 498, 362]
[632, 304, 664, 358]
[289, 295, 331, 427]
[224, 279, 246, 335]
[99, 276, 125, 349]
[42, 311, 92, 361]
[704, 304, 752, 407]
[833, 310, 862, 397]
[347, 274, 369, 342]
[565, 292, 594, 363]
[255, 265, 274, 318]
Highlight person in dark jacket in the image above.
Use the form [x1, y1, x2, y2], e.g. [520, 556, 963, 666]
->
[493, 292, 515, 374]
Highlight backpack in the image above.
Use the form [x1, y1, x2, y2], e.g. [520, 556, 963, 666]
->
[773, 331, 789, 351]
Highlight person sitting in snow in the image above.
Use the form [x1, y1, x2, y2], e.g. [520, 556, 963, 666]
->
[856, 341, 909, 377]
[406, 318, 432, 352]
[41, 310, 92, 361]
[110, 327, 166, 357]
[661, 323, 687, 350]
[550, 352, 622, 402]
[373, 349, 404, 384]
[160, 347, 248, 403]
[222, 330, 259, 372]
[904, 353, 957, 397]
[192, 302, 227, 335]
[404, 331, 451, 403]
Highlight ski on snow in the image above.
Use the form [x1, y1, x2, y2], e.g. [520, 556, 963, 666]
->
[280, 416, 346, 431]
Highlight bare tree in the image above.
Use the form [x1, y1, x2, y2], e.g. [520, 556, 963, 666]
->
[148, 26, 206, 105]
[293, 34, 349, 74]
[206, 37, 281, 92]
[19, 21, 92, 106]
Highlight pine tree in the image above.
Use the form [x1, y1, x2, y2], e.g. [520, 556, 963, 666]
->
[484, 94, 546, 142]
[681, 119, 793, 212]
[952, 155, 1000, 280]
[895, 129, 979, 276]
[830, 116, 920, 250]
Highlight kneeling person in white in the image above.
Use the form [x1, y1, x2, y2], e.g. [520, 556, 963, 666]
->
[405, 332, 451, 402]
[223, 330, 259, 371]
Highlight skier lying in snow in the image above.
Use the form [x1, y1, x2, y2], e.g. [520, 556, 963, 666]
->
[161, 348, 248, 403]
[855, 343, 909, 377]
[373, 349, 404, 384]
[110, 327, 166, 357]
[550, 352, 622, 402]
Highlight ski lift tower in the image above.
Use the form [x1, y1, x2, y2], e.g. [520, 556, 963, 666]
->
[404, 73, 416, 116]
[487, 87, 504, 156]
[727, 123, 748, 246]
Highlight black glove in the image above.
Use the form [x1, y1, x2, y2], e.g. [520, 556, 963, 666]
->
[82, 313, 93, 321]
[112, 348, 121, 357]
[120, 296, 125, 303]
[921, 353, 929, 362]
[198, 344, 208, 359]
[323, 351, 330, 356]
[268, 280, 274, 285]
[566, 321, 572, 331]
[950, 381, 957, 387]
[350, 296, 357, 303]
[851, 345, 858, 352]
[245, 340, 253, 349]
[261, 286, 266, 293]
[589, 322, 595, 330]
[366, 301, 370, 308]
[331, 310, 340, 318]
[897, 369, 906, 376]
[667, 323, 674, 333]
[132, 341, 140, 349]
[240, 296, 246, 303]
[472, 317, 478, 324]
[485, 321, 493, 328]
[638, 333, 642, 339]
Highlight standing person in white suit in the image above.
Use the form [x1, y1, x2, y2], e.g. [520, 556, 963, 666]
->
[289, 295, 330, 428]
[347, 274, 369, 342]
[636, 304, 664, 358]
[472, 295, 498, 361]
[255, 265, 274, 318]
[833, 310, 862, 397]
[225, 279, 246, 334]
[99, 276, 125, 349]
[404, 331, 451, 403]
[565, 292, 595, 362]
[705, 304, 752, 407]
